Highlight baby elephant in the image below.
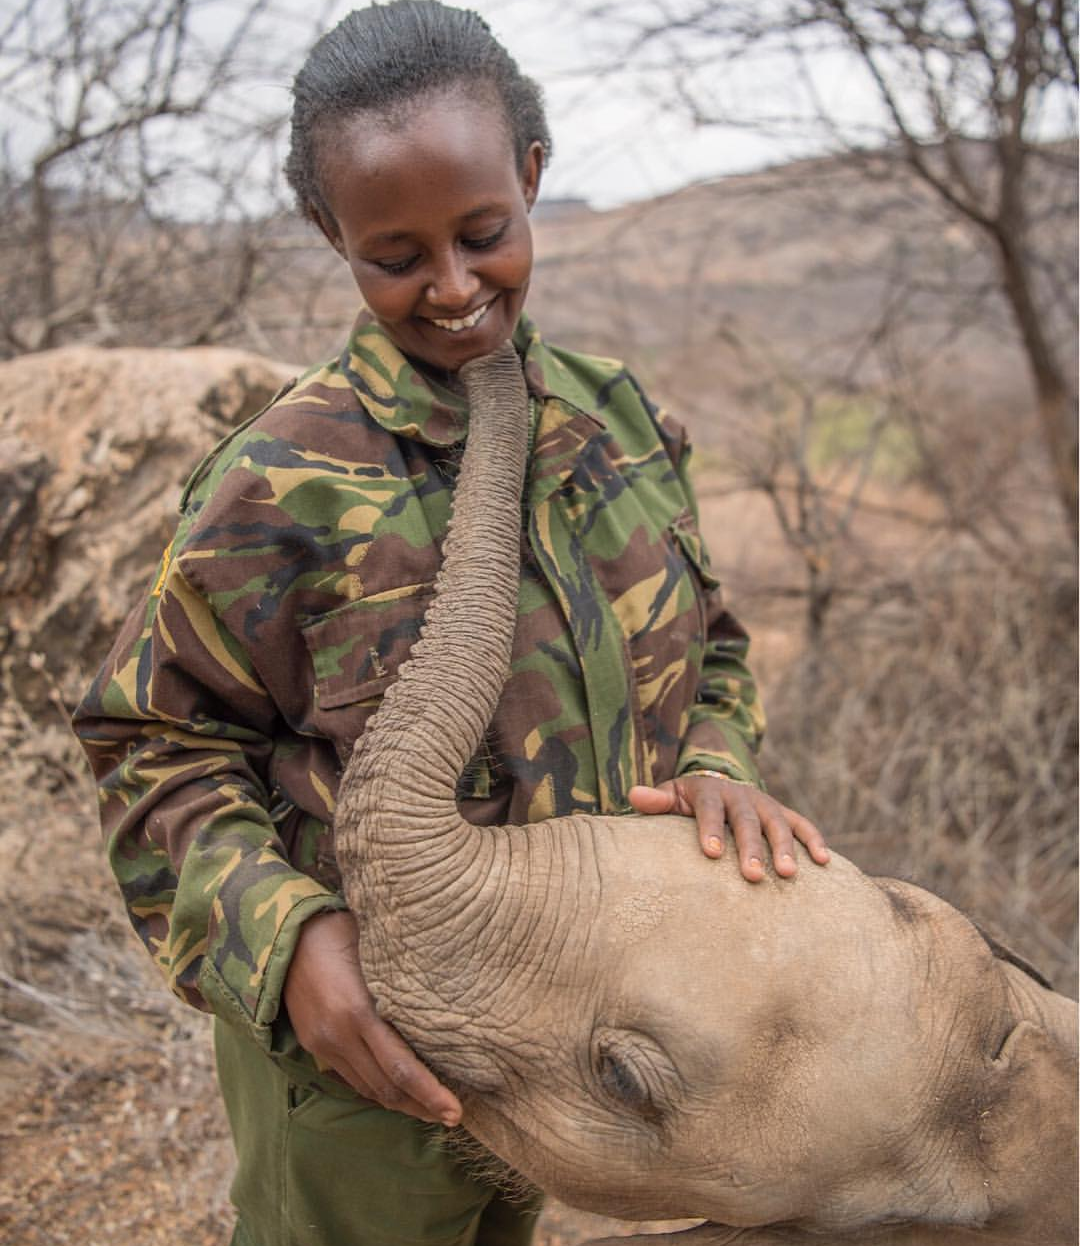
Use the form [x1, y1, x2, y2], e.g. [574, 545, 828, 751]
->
[334, 346, 1078, 1245]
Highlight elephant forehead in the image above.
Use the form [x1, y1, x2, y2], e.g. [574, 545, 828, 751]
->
[589, 815, 888, 967]
[586, 820, 920, 1053]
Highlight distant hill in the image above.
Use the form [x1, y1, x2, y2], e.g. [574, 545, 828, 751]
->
[528, 145, 1075, 434]
[532, 196, 592, 221]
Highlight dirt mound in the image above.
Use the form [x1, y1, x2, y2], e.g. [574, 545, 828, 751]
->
[0, 346, 287, 1243]
[0, 345, 294, 731]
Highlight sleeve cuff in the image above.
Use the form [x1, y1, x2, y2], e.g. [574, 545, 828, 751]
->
[677, 724, 763, 790]
[198, 879, 348, 1050]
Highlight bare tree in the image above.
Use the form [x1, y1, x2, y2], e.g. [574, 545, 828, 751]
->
[575, 0, 1078, 537]
[0, 0, 332, 357]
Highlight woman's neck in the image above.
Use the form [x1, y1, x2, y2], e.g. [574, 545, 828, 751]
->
[409, 353, 467, 397]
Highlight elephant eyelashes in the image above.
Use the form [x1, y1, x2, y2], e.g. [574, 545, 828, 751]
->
[592, 1029, 674, 1125]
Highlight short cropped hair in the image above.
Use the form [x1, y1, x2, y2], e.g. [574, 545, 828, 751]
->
[285, 1, 552, 223]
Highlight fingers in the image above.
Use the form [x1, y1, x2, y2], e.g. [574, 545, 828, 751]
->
[680, 776, 767, 880]
[284, 910, 462, 1127]
[361, 1011, 463, 1127]
[681, 778, 728, 860]
[628, 783, 679, 815]
[786, 806, 831, 865]
[628, 778, 831, 884]
[760, 807, 798, 879]
[730, 796, 830, 880]
[320, 1004, 463, 1126]
[678, 776, 829, 882]
[727, 797, 766, 882]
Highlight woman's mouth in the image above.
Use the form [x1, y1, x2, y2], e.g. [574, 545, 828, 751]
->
[429, 298, 494, 333]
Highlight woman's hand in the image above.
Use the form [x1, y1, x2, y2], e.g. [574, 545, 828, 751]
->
[628, 774, 829, 883]
[283, 909, 462, 1127]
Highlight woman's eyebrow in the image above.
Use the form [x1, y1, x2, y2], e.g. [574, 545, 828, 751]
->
[367, 229, 412, 246]
[366, 203, 508, 247]
[460, 202, 505, 220]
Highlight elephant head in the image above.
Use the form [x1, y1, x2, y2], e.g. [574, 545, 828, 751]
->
[333, 344, 1078, 1244]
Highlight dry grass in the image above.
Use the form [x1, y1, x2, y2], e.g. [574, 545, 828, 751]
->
[759, 540, 1078, 994]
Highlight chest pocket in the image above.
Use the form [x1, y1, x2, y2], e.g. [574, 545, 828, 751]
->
[302, 582, 435, 710]
[299, 582, 495, 799]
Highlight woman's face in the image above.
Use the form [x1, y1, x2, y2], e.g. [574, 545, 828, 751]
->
[314, 90, 542, 374]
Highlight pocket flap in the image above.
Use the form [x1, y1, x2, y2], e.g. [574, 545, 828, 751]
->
[301, 583, 435, 709]
[668, 509, 721, 592]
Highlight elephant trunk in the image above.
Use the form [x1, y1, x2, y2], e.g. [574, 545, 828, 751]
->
[333, 343, 532, 1080]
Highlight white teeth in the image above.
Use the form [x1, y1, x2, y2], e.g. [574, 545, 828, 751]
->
[431, 301, 491, 332]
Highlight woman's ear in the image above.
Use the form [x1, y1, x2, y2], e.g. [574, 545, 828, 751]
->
[521, 140, 544, 211]
[309, 204, 345, 257]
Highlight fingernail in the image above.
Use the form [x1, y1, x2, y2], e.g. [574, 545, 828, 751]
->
[707, 836, 723, 852]
[441, 1113, 459, 1128]
[750, 856, 762, 866]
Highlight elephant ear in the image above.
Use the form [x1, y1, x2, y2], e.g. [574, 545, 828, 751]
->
[992, 1017, 1073, 1071]
[874, 877, 1054, 989]
[985, 1017, 1078, 1172]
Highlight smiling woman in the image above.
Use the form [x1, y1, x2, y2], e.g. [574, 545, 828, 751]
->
[70, 3, 828, 1245]
[283, 3, 551, 378]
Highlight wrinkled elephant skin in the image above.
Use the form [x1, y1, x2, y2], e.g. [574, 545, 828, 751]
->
[334, 345, 1079, 1245]
[480, 823, 1077, 1243]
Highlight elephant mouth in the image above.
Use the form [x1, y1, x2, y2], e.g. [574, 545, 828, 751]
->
[441, 1124, 538, 1203]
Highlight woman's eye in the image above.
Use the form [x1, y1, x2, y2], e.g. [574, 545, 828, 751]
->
[373, 255, 418, 275]
[462, 224, 508, 251]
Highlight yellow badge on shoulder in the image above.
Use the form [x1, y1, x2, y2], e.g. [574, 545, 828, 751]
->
[151, 537, 175, 598]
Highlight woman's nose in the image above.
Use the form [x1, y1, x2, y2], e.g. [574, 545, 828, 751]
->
[425, 249, 480, 311]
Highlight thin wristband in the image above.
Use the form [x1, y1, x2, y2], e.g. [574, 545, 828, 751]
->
[682, 770, 751, 784]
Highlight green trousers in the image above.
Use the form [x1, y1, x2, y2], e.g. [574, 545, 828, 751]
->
[214, 1020, 541, 1246]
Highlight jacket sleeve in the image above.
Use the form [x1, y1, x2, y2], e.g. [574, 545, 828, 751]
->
[661, 411, 767, 789]
[72, 538, 347, 1049]
[676, 586, 766, 788]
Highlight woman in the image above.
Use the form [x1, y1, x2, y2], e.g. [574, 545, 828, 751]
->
[74, 4, 828, 1243]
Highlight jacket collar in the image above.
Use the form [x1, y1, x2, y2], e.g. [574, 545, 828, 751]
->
[338, 310, 607, 447]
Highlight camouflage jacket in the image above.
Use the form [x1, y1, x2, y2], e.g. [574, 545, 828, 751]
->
[73, 313, 765, 1063]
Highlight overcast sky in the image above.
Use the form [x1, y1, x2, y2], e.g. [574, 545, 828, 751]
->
[5, 0, 856, 216]
[457, 0, 791, 207]
[12, 0, 1071, 215]
[304, 0, 871, 209]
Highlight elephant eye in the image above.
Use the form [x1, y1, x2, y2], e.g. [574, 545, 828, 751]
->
[598, 1048, 646, 1103]
[593, 1031, 670, 1124]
